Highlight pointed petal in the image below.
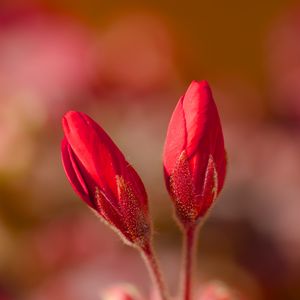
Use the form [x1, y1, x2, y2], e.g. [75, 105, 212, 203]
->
[163, 96, 187, 177]
[94, 187, 131, 242]
[197, 155, 218, 218]
[124, 164, 148, 212]
[61, 138, 92, 205]
[117, 176, 151, 247]
[184, 82, 225, 185]
[62, 111, 124, 200]
[182, 81, 213, 155]
[169, 151, 198, 225]
[212, 125, 227, 193]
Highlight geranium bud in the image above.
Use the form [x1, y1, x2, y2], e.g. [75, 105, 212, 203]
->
[101, 284, 142, 300]
[163, 81, 226, 228]
[199, 281, 245, 300]
[61, 111, 151, 248]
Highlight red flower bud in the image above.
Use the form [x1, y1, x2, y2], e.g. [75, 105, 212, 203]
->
[199, 281, 242, 300]
[101, 284, 142, 300]
[61, 111, 151, 248]
[163, 81, 226, 227]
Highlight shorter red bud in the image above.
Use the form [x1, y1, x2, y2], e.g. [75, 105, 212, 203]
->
[61, 111, 151, 248]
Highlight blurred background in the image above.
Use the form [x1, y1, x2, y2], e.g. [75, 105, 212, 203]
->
[0, 0, 300, 299]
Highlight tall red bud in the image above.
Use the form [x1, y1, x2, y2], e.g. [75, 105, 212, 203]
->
[163, 81, 226, 229]
[61, 111, 151, 248]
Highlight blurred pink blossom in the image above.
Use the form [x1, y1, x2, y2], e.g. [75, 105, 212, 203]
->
[97, 12, 178, 93]
[27, 251, 149, 300]
[197, 281, 246, 300]
[0, 6, 98, 173]
[24, 214, 119, 272]
[100, 284, 143, 300]
[265, 5, 300, 122]
[0, 6, 97, 117]
[218, 123, 300, 270]
[212, 76, 265, 123]
[0, 93, 40, 174]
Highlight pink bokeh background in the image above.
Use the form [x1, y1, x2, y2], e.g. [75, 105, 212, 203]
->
[0, 1, 299, 299]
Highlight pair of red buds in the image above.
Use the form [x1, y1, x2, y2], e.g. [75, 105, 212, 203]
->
[61, 80, 226, 249]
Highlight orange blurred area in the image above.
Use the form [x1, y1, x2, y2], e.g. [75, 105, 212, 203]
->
[0, 0, 300, 299]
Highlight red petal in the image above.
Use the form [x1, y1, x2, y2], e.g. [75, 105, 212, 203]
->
[163, 96, 187, 177]
[183, 81, 222, 187]
[62, 111, 125, 202]
[212, 126, 227, 193]
[197, 155, 218, 217]
[116, 176, 150, 246]
[169, 151, 198, 225]
[124, 164, 148, 212]
[61, 138, 92, 206]
[163, 81, 226, 197]
[94, 187, 130, 241]
[182, 80, 215, 157]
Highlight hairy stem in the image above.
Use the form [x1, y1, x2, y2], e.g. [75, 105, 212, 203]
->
[141, 243, 169, 300]
[182, 226, 196, 300]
